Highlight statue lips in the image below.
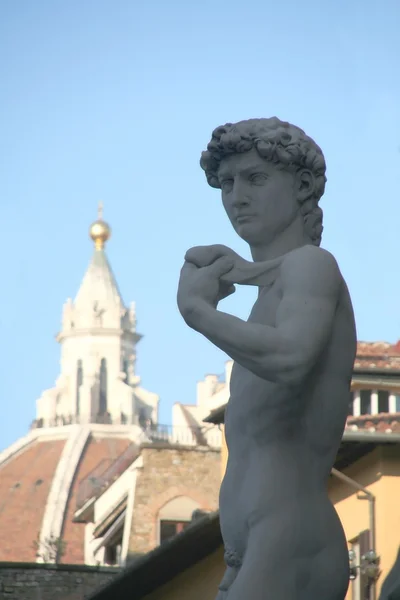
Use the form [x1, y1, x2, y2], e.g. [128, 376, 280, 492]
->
[236, 214, 256, 224]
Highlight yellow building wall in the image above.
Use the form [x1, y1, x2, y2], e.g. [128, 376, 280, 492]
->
[329, 446, 400, 598]
[378, 446, 400, 583]
[221, 425, 228, 480]
[142, 547, 225, 600]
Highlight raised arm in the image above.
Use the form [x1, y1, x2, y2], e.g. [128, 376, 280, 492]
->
[182, 246, 342, 387]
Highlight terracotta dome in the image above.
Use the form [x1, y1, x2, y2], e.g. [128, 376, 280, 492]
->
[0, 426, 135, 563]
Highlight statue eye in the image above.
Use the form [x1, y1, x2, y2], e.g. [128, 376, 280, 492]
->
[221, 179, 234, 192]
[249, 173, 268, 184]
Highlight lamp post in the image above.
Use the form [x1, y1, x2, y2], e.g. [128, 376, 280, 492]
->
[349, 548, 381, 600]
[331, 468, 381, 600]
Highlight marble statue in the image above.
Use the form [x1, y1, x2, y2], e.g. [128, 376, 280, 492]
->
[177, 118, 357, 599]
[379, 547, 400, 600]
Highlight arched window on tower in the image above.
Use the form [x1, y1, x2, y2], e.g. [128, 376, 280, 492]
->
[123, 359, 129, 384]
[139, 408, 147, 429]
[99, 358, 108, 415]
[76, 360, 83, 417]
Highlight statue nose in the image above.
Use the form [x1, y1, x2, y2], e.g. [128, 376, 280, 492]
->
[233, 193, 251, 209]
[229, 178, 251, 209]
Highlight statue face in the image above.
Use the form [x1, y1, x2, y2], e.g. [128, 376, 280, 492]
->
[218, 148, 299, 247]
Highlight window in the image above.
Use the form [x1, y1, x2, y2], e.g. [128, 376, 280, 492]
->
[348, 391, 355, 416]
[158, 496, 200, 545]
[104, 544, 121, 566]
[377, 390, 389, 413]
[99, 358, 108, 414]
[159, 520, 190, 544]
[360, 390, 371, 415]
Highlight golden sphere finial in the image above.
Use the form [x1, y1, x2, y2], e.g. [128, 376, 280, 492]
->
[89, 202, 111, 250]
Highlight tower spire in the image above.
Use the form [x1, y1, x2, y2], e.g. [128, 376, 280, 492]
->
[89, 202, 111, 250]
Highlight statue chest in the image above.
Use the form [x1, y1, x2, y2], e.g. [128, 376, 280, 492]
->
[247, 281, 282, 328]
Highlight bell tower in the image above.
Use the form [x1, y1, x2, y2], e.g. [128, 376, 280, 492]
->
[35, 204, 159, 427]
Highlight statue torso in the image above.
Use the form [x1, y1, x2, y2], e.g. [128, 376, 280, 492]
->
[220, 256, 356, 552]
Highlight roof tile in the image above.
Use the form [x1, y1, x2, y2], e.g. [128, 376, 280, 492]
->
[355, 342, 400, 371]
[0, 439, 65, 562]
[346, 413, 400, 433]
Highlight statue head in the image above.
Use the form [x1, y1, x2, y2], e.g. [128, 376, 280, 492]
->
[200, 118, 326, 247]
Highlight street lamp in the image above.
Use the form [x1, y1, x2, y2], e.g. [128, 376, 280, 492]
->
[349, 549, 381, 600]
[332, 468, 380, 600]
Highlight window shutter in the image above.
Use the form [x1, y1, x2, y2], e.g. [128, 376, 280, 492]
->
[359, 529, 370, 557]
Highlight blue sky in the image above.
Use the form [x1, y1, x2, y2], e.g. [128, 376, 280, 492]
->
[1, 0, 400, 451]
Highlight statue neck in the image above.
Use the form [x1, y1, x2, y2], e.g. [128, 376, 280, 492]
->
[250, 216, 311, 262]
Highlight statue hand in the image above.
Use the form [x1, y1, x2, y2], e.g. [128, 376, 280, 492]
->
[186, 244, 285, 287]
[185, 244, 255, 286]
[185, 244, 243, 269]
[177, 255, 235, 324]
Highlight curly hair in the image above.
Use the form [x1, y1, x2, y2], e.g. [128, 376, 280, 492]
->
[200, 117, 327, 246]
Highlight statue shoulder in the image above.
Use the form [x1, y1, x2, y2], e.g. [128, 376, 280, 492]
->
[281, 245, 342, 296]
